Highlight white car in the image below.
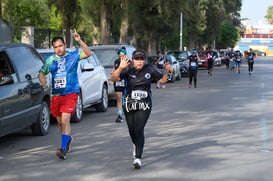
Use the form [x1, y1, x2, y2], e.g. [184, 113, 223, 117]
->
[37, 48, 109, 123]
[213, 51, 222, 67]
[165, 54, 181, 82]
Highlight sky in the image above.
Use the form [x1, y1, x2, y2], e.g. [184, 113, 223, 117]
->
[240, 0, 273, 26]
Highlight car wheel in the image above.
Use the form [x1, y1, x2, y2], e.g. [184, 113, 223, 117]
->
[31, 101, 50, 136]
[95, 84, 108, 112]
[71, 93, 83, 123]
[176, 70, 181, 80]
[168, 72, 175, 83]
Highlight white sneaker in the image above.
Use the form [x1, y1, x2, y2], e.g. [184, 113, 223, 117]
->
[133, 158, 141, 169]
[162, 85, 166, 89]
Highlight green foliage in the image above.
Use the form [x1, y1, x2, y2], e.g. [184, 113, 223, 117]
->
[1, 0, 50, 42]
[1, 0, 243, 51]
[265, 6, 273, 24]
[217, 23, 239, 49]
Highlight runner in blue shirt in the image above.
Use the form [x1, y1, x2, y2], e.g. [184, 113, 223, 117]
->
[38, 30, 92, 160]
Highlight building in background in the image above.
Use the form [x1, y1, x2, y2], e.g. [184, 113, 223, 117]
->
[237, 24, 273, 56]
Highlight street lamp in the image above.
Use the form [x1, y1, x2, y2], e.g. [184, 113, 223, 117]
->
[179, 12, 183, 51]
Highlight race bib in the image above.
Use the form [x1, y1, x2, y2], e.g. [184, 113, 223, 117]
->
[131, 90, 148, 100]
[54, 77, 66, 89]
[190, 62, 197, 67]
[115, 80, 125, 87]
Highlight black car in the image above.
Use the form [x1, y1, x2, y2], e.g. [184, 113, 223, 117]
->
[167, 50, 191, 77]
[0, 43, 51, 137]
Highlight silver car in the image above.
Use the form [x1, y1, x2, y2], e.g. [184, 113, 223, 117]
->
[165, 54, 181, 82]
[90, 45, 136, 101]
[37, 48, 109, 122]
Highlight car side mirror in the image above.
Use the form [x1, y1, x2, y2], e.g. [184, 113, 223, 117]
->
[81, 63, 94, 72]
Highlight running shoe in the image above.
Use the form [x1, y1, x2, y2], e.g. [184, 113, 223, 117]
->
[133, 158, 141, 169]
[188, 84, 191, 88]
[162, 85, 166, 89]
[66, 136, 73, 153]
[115, 115, 123, 123]
[56, 148, 66, 160]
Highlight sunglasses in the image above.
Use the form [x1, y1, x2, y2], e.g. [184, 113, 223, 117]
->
[134, 57, 145, 60]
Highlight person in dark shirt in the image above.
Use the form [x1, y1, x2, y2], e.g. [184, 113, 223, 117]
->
[154, 50, 169, 88]
[234, 50, 242, 74]
[113, 47, 127, 123]
[110, 49, 173, 169]
[206, 46, 215, 76]
[246, 48, 256, 75]
[188, 49, 199, 88]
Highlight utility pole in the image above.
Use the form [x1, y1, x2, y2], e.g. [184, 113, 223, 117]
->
[179, 12, 183, 51]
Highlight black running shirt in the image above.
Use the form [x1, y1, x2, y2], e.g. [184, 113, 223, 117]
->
[119, 64, 163, 98]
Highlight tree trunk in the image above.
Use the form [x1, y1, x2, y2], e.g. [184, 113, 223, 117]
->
[65, 27, 71, 48]
[101, 2, 110, 44]
[147, 32, 156, 55]
[119, 0, 128, 43]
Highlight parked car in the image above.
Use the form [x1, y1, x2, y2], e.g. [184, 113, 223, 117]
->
[90, 44, 136, 101]
[165, 54, 181, 82]
[167, 50, 190, 77]
[0, 43, 51, 137]
[252, 50, 266, 56]
[213, 51, 222, 67]
[197, 50, 221, 68]
[219, 50, 228, 64]
[37, 48, 109, 123]
[197, 51, 208, 69]
[146, 55, 158, 83]
[147, 54, 181, 82]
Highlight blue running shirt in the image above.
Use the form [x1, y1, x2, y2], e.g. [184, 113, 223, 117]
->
[39, 50, 84, 95]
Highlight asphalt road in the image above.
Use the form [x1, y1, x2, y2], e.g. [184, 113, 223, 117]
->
[1, 56, 273, 181]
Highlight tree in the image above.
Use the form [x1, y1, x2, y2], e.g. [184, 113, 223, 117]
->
[265, 6, 273, 24]
[217, 23, 239, 49]
[48, 0, 82, 47]
[183, 0, 207, 49]
[0, 0, 50, 42]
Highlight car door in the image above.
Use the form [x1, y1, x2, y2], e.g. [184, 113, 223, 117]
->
[170, 55, 179, 78]
[78, 54, 100, 106]
[0, 47, 42, 136]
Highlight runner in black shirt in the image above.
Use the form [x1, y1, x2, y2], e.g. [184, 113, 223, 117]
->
[246, 48, 256, 75]
[111, 49, 173, 169]
[188, 49, 199, 88]
[113, 47, 126, 122]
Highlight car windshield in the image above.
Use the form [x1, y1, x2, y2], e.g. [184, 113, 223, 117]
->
[39, 52, 54, 62]
[198, 51, 206, 57]
[92, 49, 118, 68]
[147, 56, 158, 65]
[168, 51, 188, 61]
[219, 51, 226, 56]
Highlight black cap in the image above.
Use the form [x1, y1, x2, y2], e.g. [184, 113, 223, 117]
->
[132, 50, 146, 59]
